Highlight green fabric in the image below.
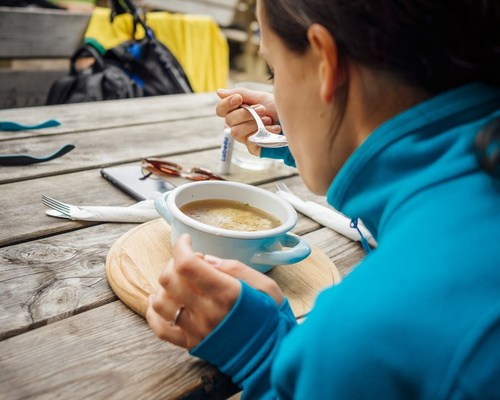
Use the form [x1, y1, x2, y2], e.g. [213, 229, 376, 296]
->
[83, 37, 106, 55]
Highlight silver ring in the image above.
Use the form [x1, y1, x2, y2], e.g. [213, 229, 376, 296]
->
[170, 305, 185, 326]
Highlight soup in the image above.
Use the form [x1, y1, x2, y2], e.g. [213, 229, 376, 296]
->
[180, 199, 282, 232]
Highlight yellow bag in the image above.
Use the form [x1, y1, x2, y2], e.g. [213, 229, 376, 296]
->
[84, 7, 229, 92]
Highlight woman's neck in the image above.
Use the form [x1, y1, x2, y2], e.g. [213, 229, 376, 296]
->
[346, 65, 430, 148]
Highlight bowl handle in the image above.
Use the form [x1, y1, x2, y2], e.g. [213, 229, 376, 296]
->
[250, 234, 311, 266]
[154, 191, 173, 224]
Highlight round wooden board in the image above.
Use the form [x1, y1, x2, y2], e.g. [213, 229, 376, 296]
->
[106, 219, 342, 318]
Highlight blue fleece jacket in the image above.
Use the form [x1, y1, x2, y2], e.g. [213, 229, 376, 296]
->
[191, 83, 500, 399]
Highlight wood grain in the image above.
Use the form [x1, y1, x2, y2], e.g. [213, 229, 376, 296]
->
[0, 92, 367, 400]
[0, 223, 132, 341]
[0, 92, 220, 140]
[0, 7, 90, 59]
[0, 223, 361, 343]
[0, 148, 297, 248]
[302, 228, 365, 278]
[0, 300, 239, 400]
[0, 70, 68, 109]
[0, 228, 362, 399]
[0, 115, 224, 184]
[106, 219, 341, 318]
[0, 229, 360, 399]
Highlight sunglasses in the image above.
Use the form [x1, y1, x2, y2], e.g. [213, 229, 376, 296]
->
[141, 158, 226, 181]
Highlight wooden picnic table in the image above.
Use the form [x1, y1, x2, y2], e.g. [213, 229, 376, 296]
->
[0, 92, 365, 399]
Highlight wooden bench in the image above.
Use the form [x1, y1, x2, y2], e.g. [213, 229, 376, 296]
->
[0, 6, 92, 109]
[0, 1, 260, 110]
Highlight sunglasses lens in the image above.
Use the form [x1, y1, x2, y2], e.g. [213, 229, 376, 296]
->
[141, 160, 224, 181]
[191, 168, 224, 180]
[188, 175, 210, 181]
[141, 167, 160, 180]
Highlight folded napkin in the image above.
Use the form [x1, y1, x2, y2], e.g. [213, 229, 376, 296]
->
[276, 190, 377, 247]
[67, 200, 160, 223]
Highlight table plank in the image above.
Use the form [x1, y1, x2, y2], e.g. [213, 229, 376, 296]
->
[0, 148, 297, 248]
[0, 93, 367, 400]
[304, 228, 365, 278]
[0, 223, 131, 341]
[0, 92, 220, 141]
[0, 229, 363, 399]
[0, 216, 362, 342]
[0, 300, 239, 400]
[0, 115, 224, 184]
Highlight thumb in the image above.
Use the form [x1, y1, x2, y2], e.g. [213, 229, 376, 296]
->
[204, 255, 284, 306]
[216, 88, 240, 99]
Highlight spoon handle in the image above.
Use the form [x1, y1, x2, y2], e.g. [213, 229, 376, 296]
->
[241, 105, 267, 130]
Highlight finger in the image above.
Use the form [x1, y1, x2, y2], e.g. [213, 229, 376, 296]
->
[216, 93, 243, 117]
[261, 117, 274, 126]
[169, 234, 241, 297]
[229, 120, 258, 141]
[146, 295, 188, 348]
[216, 87, 259, 100]
[151, 283, 182, 322]
[216, 87, 267, 102]
[152, 281, 214, 342]
[156, 235, 237, 318]
[216, 88, 238, 99]
[225, 105, 265, 128]
[204, 255, 285, 306]
[266, 124, 282, 134]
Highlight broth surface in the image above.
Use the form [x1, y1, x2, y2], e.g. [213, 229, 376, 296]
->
[180, 199, 282, 231]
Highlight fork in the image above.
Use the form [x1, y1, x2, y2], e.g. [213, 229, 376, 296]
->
[275, 181, 293, 194]
[241, 105, 288, 148]
[42, 195, 81, 217]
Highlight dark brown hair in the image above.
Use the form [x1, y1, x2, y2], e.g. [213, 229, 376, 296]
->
[262, 0, 500, 178]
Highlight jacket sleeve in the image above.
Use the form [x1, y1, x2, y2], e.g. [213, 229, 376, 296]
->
[190, 280, 297, 399]
[260, 147, 296, 168]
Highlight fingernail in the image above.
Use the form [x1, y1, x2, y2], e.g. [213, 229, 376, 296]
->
[271, 125, 282, 133]
[217, 88, 229, 93]
[254, 106, 265, 116]
[230, 96, 240, 106]
[148, 294, 155, 306]
[204, 254, 223, 266]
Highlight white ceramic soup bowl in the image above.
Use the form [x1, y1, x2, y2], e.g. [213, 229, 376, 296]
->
[154, 181, 311, 273]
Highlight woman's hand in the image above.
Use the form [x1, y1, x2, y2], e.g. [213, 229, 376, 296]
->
[216, 88, 281, 156]
[146, 234, 284, 350]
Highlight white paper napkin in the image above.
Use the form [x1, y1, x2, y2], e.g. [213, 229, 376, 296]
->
[68, 200, 160, 223]
[276, 190, 377, 247]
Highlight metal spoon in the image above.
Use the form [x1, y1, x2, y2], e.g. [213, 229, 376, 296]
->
[241, 105, 288, 148]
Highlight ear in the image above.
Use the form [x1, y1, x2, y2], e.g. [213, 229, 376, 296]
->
[307, 24, 339, 104]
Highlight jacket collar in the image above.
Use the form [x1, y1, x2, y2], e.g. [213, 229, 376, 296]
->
[326, 83, 500, 241]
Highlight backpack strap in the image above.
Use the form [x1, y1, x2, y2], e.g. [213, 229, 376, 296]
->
[46, 74, 78, 105]
[46, 44, 106, 105]
[70, 44, 106, 75]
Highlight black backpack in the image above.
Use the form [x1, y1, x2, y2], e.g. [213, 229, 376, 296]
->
[46, 0, 193, 105]
[105, 26, 193, 96]
[46, 44, 143, 104]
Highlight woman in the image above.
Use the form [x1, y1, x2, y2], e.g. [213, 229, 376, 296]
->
[147, 0, 500, 398]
